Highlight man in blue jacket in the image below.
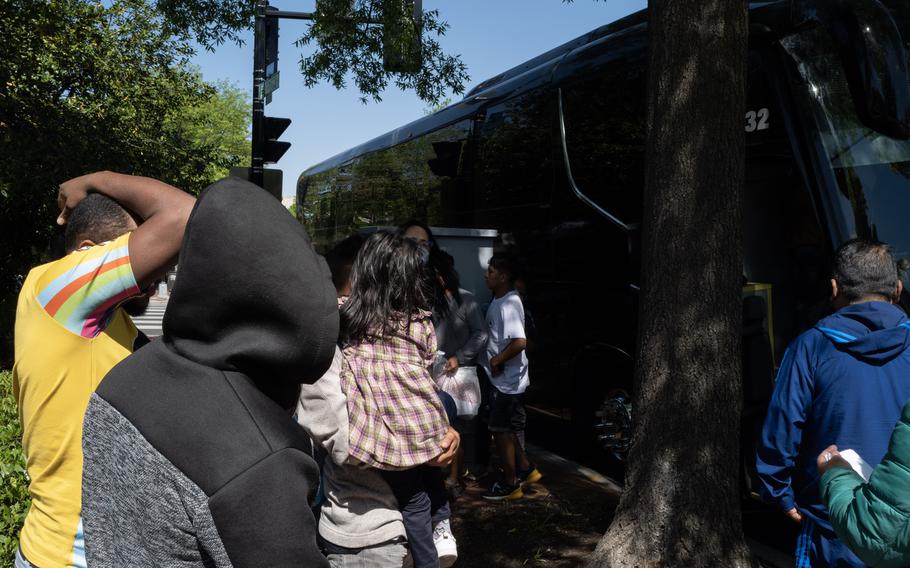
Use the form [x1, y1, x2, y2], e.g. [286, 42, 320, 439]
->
[757, 240, 910, 567]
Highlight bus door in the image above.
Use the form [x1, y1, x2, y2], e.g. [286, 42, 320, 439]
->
[549, 34, 647, 472]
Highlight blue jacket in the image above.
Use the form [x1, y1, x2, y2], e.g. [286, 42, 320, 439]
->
[756, 301, 910, 532]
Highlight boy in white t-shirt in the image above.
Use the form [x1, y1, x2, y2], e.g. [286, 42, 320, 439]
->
[480, 255, 542, 501]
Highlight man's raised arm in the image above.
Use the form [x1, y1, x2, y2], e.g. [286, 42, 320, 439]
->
[58, 171, 195, 288]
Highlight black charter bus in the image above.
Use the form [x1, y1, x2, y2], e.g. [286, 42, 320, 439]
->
[298, 0, 910, 477]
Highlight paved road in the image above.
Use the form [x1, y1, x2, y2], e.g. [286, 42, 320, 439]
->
[131, 297, 167, 338]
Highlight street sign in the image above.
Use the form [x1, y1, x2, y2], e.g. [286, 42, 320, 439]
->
[263, 71, 280, 99]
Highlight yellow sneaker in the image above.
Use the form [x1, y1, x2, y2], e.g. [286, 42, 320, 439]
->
[519, 465, 542, 486]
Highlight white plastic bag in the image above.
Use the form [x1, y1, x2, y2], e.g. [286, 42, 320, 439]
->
[435, 365, 481, 419]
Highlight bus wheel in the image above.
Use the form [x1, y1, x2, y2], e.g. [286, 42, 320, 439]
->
[595, 389, 632, 464]
[569, 344, 633, 482]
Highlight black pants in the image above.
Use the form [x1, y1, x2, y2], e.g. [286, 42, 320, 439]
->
[380, 466, 450, 568]
[474, 366, 493, 467]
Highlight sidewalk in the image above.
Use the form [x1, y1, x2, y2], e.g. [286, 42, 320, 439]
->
[450, 446, 792, 567]
[450, 445, 621, 567]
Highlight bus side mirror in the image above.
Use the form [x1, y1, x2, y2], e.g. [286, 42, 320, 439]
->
[792, 0, 910, 139]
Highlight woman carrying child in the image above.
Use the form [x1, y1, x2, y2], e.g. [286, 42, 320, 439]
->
[339, 230, 457, 568]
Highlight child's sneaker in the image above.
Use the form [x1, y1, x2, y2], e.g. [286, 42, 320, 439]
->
[433, 519, 458, 567]
[482, 481, 523, 501]
[518, 464, 542, 486]
[444, 478, 465, 500]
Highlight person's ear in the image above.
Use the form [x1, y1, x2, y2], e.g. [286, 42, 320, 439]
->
[893, 279, 904, 304]
[830, 278, 839, 300]
[78, 239, 97, 250]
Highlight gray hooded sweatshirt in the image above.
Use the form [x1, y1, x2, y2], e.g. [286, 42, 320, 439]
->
[297, 347, 406, 549]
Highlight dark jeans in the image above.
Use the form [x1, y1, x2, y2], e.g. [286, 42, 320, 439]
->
[380, 466, 450, 568]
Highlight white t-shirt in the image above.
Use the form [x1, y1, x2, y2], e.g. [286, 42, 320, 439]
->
[481, 290, 530, 394]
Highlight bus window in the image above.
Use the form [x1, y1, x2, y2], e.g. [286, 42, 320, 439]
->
[559, 58, 646, 226]
[340, 120, 474, 231]
[783, 18, 910, 284]
[333, 169, 354, 240]
[419, 120, 473, 227]
[300, 169, 337, 249]
[475, 91, 554, 214]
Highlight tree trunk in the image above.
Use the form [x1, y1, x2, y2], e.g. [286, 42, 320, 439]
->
[590, 1, 753, 566]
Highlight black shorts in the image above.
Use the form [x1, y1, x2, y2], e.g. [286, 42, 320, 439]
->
[487, 387, 526, 433]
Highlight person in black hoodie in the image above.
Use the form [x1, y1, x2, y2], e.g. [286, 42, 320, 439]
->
[80, 177, 339, 567]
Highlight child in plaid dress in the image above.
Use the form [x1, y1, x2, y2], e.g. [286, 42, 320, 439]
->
[339, 230, 454, 568]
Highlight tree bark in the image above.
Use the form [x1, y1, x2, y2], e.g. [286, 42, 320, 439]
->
[590, 1, 754, 566]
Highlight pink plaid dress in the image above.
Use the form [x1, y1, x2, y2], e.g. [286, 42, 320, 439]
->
[341, 311, 450, 470]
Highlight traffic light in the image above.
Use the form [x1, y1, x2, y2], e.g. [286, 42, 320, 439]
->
[383, 0, 423, 73]
[264, 116, 291, 164]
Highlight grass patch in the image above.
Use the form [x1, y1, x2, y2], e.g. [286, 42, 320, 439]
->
[0, 370, 28, 564]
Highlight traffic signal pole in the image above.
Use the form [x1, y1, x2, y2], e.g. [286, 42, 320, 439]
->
[250, 2, 422, 191]
[251, 2, 314, 190]
[251, 0, 268, 189]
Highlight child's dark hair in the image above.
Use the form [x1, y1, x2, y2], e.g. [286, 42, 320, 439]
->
[489, 254, 519, 284]
[398, 219, 455, 314]
[340, 230, 434, 344]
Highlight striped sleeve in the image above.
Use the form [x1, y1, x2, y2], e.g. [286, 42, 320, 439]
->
[36, 233, 140, 338]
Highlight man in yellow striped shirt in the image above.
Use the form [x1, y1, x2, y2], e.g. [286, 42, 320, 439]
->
[12, 172, 194, 567]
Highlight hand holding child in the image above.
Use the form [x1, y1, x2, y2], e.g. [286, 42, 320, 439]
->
[427, 427, 461, 467]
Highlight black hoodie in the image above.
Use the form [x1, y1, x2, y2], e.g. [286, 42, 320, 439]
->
[81, 178, 338, 567]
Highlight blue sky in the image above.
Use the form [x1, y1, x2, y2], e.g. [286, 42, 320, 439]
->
[192, 1, 647, 197]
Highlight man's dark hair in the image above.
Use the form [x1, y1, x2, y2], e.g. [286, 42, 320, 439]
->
[324, 233, 366, 293]
[832, 239, 899, 302]
[64, 194, 133, 253]
[489, 254, 519, 284]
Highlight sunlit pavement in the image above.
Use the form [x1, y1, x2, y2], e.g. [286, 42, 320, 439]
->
[450, 444, 794, 567]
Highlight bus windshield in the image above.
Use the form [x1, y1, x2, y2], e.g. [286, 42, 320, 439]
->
[782, 3, 910, 271]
